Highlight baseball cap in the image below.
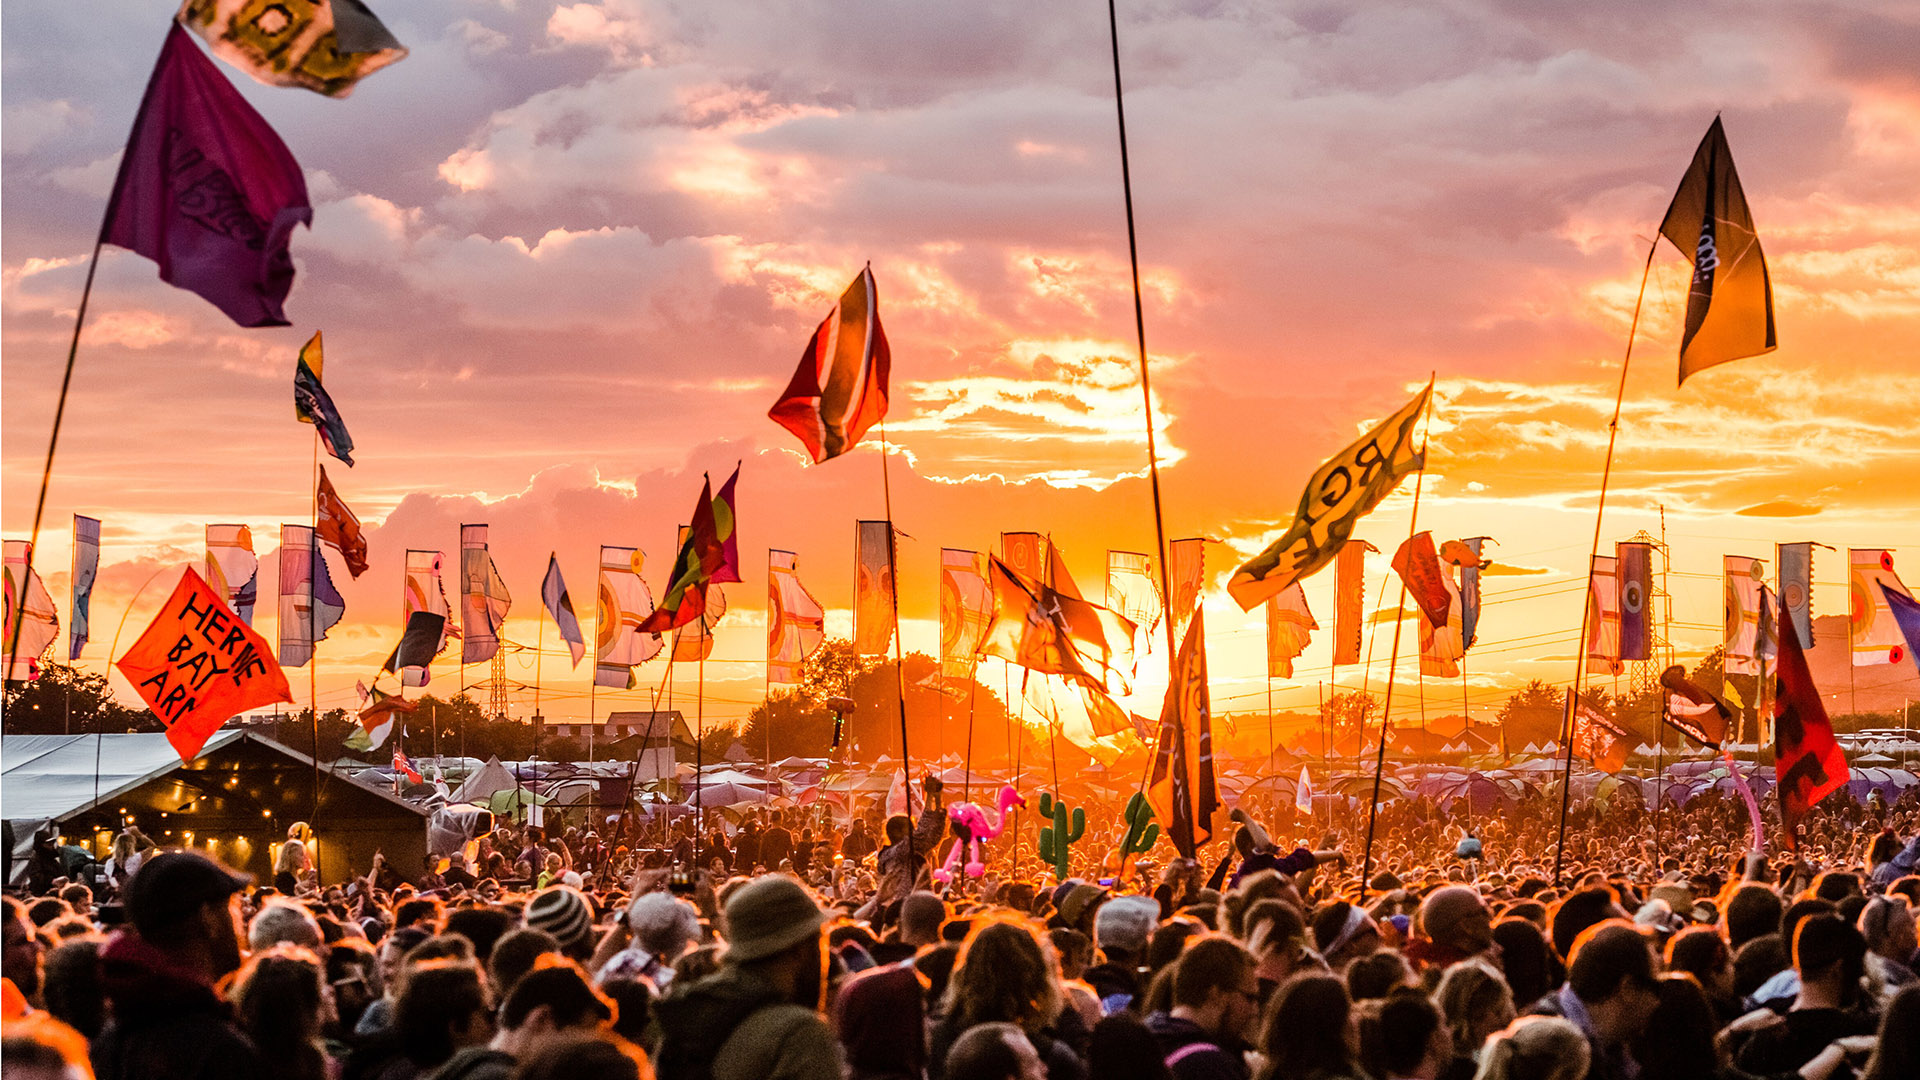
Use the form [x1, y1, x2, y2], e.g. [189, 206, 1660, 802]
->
[124, 851, 251, 940]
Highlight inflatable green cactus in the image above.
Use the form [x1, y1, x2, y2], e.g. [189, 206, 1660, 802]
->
[1037, 791, 1085, 881]
[1118, 792, 1159, 864]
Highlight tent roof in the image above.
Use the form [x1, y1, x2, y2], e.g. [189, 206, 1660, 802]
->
[449, 756, 520, 805]
[3, 731, 244, 823]
[602, 711, 693, 741]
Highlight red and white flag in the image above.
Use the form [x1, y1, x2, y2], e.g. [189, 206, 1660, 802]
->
[768, 266, 890, 463]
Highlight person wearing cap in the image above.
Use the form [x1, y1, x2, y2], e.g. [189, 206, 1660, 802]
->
[652, 875, 843, 1080]
[594, 892, 701, 990]
[1085, 894, 1158, 1014]
[90, 851, 263, 1080]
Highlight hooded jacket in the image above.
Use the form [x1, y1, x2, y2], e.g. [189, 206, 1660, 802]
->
[90, 931, 265, 1080]
[652, 964, 843, 1080]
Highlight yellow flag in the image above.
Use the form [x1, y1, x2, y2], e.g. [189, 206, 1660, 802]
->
[1659, 117, 1775, 385]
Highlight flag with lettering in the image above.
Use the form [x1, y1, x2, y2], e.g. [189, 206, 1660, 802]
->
[117, 567, 292, 761]
[1266, 583, 1316, 679]
[293, 332, 354, 466]
[205, 524, 258, 626]
[1229, 382, 1428, 610]
[1849, 549, 1911, 667]
[3, 542, 60, 683]
[1659, 117, 1776, 386]
[1773, 616, 1848, 834]
[1617, 541, 1652, 662]
[399, 550, 453, 686]
[769, 265, 890, 463]
[769, 549, 826, 684]
[70, 516, 101, 661]
[1776, 542, 1815, 649]
[277, 525, 343, 668]
[1147, 609, 1218, 858]
[459, 525, 511, 664]
[541, 554, 585, 668]
[1660, 664, 1731, 749]
[855, 520, 896, 657]
[101, 25, 311, 327]
[1333, 539, 1374, 666]
[1570, 696, 1632, 775]
[176, 0, 408, 98]
[314, 466, 367, 577]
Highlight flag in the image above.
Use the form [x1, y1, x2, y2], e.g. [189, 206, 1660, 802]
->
[1266, 584, 1316, 679]
[399, 550, 453, 686]
[205, 524, 258, 626]
[392, 745, 423, 785]
[1046, 543, 1085, 600]
[1723, 555, 1764, 676]
[1418, 558, 1465, 678]
[1390, 532, 1451, 629]
[381, 611, 447, 683]
[293, 333, 354, 466]
[672, 577, 724, 663]
[769, 266, 890, 463]
[1333, 539, 1373, 666]
[1147, 609, 1218, 858]
[1659, 117, 1776, 385]
[940, 549, 994, 683]
[1105, 551, 1162, 641]
[101, 25, 311, 327]
[1879, 585, 1920, 675]
[1002, 533, 1045, 580]
[854, 520, 896, 657]
[3, 542, 60, 683]
[314, 466, 367, 577]
[1295, 765, 1314, 815]
[1849, 549, 1912, 666]
[1773, 616, 1848, 832]
[277, 525, 343, 668]
[1169, 537, 1206, 639]
[1585, 555, 1623, 676]
[117, 567, 292, 761]
[347, 684, 412, 752]
[1660, 664, 1731, 749]
[459, 525, 511, 664]
[1570, 696, 1632, 775]
[1442, 537, 1491, 651]
[70, 516, 101, 661]
[769, 549, 826, 684]
[638, 467, 741, 634]
[596, 545, 663, 688]
[1777, 542, 1815, 649]
[981, 556, 1139, 695]
[176, 0, 408, 98]
[1617, 541, 1652, 662]
[1228, 382, 1429, 610]
[541, 554, 585, 669]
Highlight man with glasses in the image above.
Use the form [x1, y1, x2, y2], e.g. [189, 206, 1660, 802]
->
[1146, 935, 1262, 1080]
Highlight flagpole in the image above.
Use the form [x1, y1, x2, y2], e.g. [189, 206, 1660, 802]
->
[964, 656, 981, 805]
[694, 612, 707, 871]
[310, 432, 322, 822]
[1359, 378, 1435, 905]
[876, 417, 917, 866]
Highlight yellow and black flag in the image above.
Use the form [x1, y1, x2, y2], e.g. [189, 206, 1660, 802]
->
[1660, 118, 1775, 385]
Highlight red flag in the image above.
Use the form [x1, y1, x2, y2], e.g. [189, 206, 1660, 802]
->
[1570, 696, 1631, 775]
[101, 26, 312, 327]
[768, 266, 890, 463]
[1333, 539, 1373, 666]
[1390, 532, 1451, 628]
[117, 567, 293, 761]
[315, 466, 368, 578]
[637, 467, 741, 633]
[392, 745, 423, 785]
[1774, 616, 1848, 832]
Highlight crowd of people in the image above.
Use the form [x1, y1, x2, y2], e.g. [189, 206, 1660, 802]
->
[4, 770, 1919, 1080]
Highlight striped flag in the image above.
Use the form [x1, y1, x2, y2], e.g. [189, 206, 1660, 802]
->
[70, 516, 101, 661]
[277, 525, 343, 668]
[541, 554, 585, 668]
[1724, 556, 1765, 676]
[768, 265, 890, 463]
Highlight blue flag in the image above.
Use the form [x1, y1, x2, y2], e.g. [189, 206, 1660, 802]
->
[294, 332, 355, 466]
[541, 553, 585, 668]
[1882, 584, 1920, 676]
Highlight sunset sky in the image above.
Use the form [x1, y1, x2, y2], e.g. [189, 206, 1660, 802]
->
[5, 0, 1917, 737]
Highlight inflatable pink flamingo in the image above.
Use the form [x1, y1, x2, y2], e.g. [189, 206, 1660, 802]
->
[933, 785, 1027, 882]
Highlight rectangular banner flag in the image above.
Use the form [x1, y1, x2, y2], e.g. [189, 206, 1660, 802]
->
[1228, 381, 1429, 610]
[1849, 549, 1912, 667]
[768, 266, 890, 463]
[1147, 609, 1218, 858]
[1617, 541, 1652, 662]
[1659, 664, 1730, 749]
[3, 541, 59, 683]
[1776, 542, 1815, 649]
[1169, 537, 1207, 640]
[596, 546, 662, 688]
[1774, 617, 1848, 833]
[1333, 539, 1373, 666]
[177, 0, 409, 98]
[1266, 583, 1317, 679]
[638, 467, 741, 634]
[118, 567, 291, 761]
[1419, 557, 1465, 678]
[294, 333, 355, 466]
[1659, 117, 1776, 385]
[315, 466, 368, 577]
[206, 525, 259, 626]
[70, 516, 101, 661]
[1390, 531, 1451, 629]
[399, 550, 453, 686]
[981, 556, 1138, 695]
[1105, 551, 1161, 640]
[1046, 543, 1085, 600]
[382, 611, 447, 685]
[769, 550, 826, 684]
[278, 525, 343, 668]
[1724, 556, 1764, 676]
[939, 548, 992, 683]
[459, 525, 511, 664]
[1440, 537, 1490, 651]
[855, 520, 896, 657]
[101, 25, 312, 327]
[540, 554, 585, 668]
[1586, 555, 1623, 676]
[1570, 695, 1632, 775]
[1001, 532, 1045, 581]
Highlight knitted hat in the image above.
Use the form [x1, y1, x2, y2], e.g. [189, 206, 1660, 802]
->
[524, 886, 593, 951]
[1417, 885, 1486, 945]
[722, 876, 825, 963]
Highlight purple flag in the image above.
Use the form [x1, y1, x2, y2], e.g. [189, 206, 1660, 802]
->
[101, 25, 312, 327]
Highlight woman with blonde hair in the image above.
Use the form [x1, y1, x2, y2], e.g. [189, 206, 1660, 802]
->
[931, 918, 1086, 1079]
[1436, 959, 1515, 1080]
[274, 821, 314, 894]
[1472, 1016, 1589, 1080]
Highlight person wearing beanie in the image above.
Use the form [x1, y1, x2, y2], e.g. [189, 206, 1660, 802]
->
[1085, 895, 1160, 1014]
[1405, 886, 1496, 973]
[594, 892, 702, 991]
[652, 875, 843, 1080]
[523, 887, 595, 962]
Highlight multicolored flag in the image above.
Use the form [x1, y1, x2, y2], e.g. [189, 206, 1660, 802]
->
[1570, 696, 1632, 775]
[1169, 537, 1207, 641]
[940, 549, 993, 684]
[392, 745, 423, 785]
[769, 266, 890, 463]
[206, 524, 259, 626]
[768, 549, 826, 685]
[1147, 609, 1218, 858]
[982, 556, 1138, 696]
[315, 466, 367, 577]
[1001, 532, 1046, 581]
[3, 541, 60, 683]
[1879, 585, 1920, 675]
[1441, 537, 1491, 651]
[637, 467, 741, 634]
[1659, 117, 1776, 386]
[348, 684, 412, 752]
[1390, 532, 1451, 629]
[382, 611, 447, 685]
[1776, 542, 1816, 649]
[1660, 664, 1731, 749]
[1849, 549, 1912, 666]
[1617, 541, 1652, 662]
[70, 516, 101, 661]
[854, 520, 896, 657]
[1266, 583, 1316, 679]
[1228, 382, 1429, 610]
[459, 525, 511, 664]
[1773, 616, 1848, 836]
[672, 558, 724, 664]
[540, 554, 585, 669]
[101, 25, 311, 327]
[1418, 558, 1465, 678]
[176, 0, 408, 98]
[596, 546, 662, 689]
[1724, 555, 1765, 676]
[399, 550, 453, 686]
[1585, 555, 1623, 676]
[277, 525, 343, 668]
[293, 332, 354, 466]
[117, 567, 291, 761]
[1333, 539, 1374, 666]
[1105, 551, 1161, 641]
